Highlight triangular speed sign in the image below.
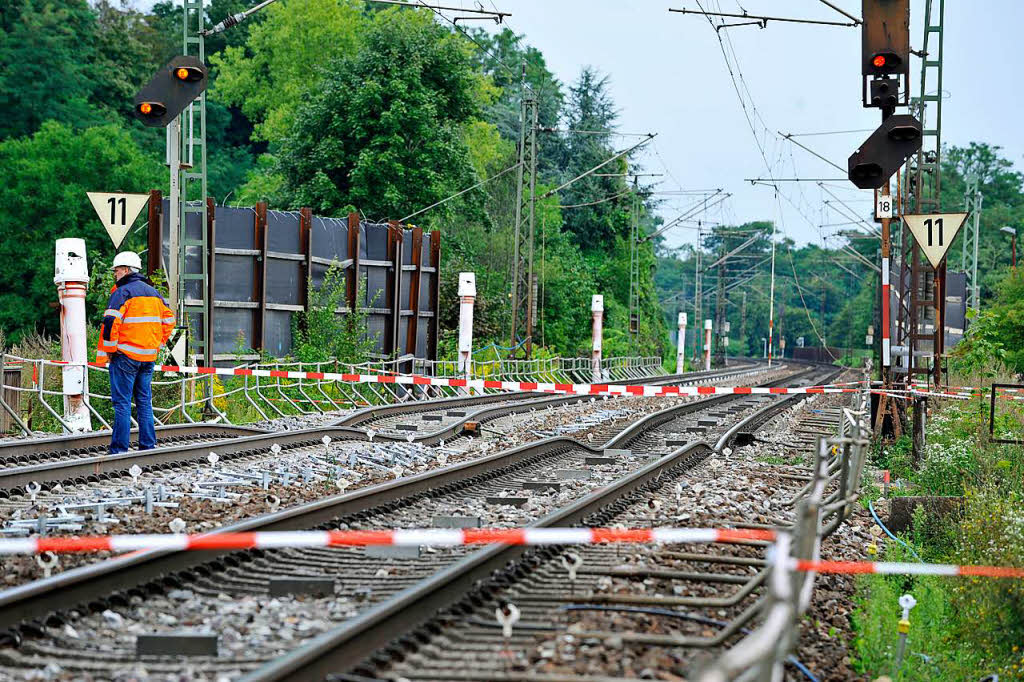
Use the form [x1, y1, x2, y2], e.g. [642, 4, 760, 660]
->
[903, 213, 969, 269]
[87, 192, 150, 249]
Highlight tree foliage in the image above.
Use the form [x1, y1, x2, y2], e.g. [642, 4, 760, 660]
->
[4, 2, 1021, 371]
[276, 8, 487, 221]
[0, 121, 163, 340]
[211, 0, 365, 145]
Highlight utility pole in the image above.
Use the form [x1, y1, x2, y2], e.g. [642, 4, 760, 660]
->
[692, 224, 703, 362]
[851, 0, 920, 439]
[509, 63, 538, 357]
[714, 241, 726, 364]
[907, 0, 945, 463]
[628, 176, 640, 347]
[962, 173, 982, 312]
[739, 290, 747, 357]
[767, 227, 776, 366]
[176, 0, 211, 367]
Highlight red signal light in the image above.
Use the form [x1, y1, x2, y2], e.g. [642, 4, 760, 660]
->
[873, 54, 886, 68]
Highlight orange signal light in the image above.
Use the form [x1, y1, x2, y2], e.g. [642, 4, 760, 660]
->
[136, 101, 166, 118]
[873, 54, 886, 68]
[176, 67, 190, 81]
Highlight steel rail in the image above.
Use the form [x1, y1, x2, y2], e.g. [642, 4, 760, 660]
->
[0, 423, 267, 462]
[0, 365, 811, 634]
[0, 365, 762, 492]
[238, 367, 835, 680]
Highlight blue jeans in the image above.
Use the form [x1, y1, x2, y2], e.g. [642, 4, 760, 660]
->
[109, 353, 156, 454]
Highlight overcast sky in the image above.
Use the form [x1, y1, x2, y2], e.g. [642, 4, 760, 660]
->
[475, 1, 1024, 251]
[139, 0, 1024, 249]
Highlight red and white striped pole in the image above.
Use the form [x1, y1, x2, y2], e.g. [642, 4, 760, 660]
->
[591, 294, 604, 382]
[457, 272, 476, 388]
[880, 184, 892, 379]
[54, 239, 91, 433]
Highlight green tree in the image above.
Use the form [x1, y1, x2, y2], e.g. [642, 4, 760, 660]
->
[0, 121, 164, 341]
[951, 271, 1024, 376]
[0, 0, 104, 139]
[211, 0, 365, 146]
[276, 8, 489, 220]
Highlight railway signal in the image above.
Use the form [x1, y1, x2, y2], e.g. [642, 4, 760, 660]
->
[847, 114, 922, 189]
[131, 56, 208, 128]
[861, 0, 910, 110]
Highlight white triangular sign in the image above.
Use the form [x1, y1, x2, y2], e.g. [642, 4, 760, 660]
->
[87, 192, 150, 249]
[903, 213, 969, 269]
[168, 328, 188, 368]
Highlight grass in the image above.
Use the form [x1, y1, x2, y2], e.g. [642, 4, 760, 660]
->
[852, 393, 1024, 680]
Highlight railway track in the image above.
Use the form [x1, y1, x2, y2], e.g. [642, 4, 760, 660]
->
[0, 364, 763, 492]
[236, 364, 840, 682]
[0, 365, 779, 589]
[0, 424, 267, 468]
[0, 363, 832, 680]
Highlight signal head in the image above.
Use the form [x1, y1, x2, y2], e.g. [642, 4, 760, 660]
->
[868, 51, 902, 75]
[174, 66, 204, 82]
[136, 101, 166, 118]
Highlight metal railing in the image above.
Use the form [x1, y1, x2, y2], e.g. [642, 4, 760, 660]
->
[0, 353, 665, 436]
[696, 386, 871, 681]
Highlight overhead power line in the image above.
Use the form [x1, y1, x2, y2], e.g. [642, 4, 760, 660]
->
[558, 188, 632, 209]
[399, 161, 520, 222]
[669, 7, 858, 28]
[538, 135, 655, 200]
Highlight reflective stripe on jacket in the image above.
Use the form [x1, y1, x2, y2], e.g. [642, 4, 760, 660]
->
[95, 272, 174, 365]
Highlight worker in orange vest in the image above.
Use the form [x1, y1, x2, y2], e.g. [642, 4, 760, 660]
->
[95, 252, 175, 454]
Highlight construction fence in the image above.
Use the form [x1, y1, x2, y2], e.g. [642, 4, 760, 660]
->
[146, 193, 441, 365]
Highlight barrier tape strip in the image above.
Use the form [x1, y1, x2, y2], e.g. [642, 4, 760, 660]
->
[793, 559, 1024, 579]
[6, 530, 1024, 579]
[0, 527, 775, 555]
[65, 362, 863, 399]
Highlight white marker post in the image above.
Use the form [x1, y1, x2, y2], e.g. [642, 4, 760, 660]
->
[703, 319, 712, 371]
[457, 272, 476, 390]
[676, 312, 687, 373]
[591, 295, 604, 382]
[54, 239, 92, 433]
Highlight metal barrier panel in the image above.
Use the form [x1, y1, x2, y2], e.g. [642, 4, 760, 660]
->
[153, 202, 442, 363]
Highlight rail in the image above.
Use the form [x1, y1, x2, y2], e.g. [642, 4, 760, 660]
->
[0, 353, 664, 436]
[695, 383, 871, 681]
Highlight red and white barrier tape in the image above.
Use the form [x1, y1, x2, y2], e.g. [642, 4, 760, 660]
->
[6, 529, 1024, 579]
[0, 527, 774, 555]
[73, 362, 863, 399]
[793, 559, 1024, 579]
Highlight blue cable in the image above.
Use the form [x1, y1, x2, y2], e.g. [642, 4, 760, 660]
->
[869, 498, 923, 562]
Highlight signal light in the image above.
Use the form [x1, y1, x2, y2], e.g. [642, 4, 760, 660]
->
[848, 114, 923, 190]
[174, 66, 204, 82]
[132, 56, 207, 128]
[869, 51, 902, 73]
[136, 101, 166, 118]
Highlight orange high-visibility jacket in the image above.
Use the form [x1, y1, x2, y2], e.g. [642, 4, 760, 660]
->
[95, 272, 175, 365]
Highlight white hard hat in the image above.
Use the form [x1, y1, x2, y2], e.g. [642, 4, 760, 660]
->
[112, 252, 142, 271]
